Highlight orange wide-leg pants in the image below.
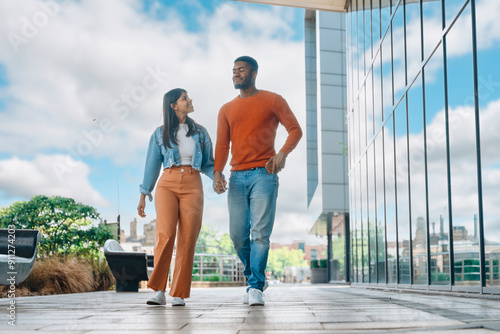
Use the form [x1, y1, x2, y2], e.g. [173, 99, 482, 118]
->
[147, 166, 203, 298]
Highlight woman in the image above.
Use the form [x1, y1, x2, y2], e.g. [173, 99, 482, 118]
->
[137, 88, 216, 306]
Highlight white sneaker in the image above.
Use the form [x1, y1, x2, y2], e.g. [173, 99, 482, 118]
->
[172, 297, 185, 306]
[242, 280, 269, 304]
[147, 290, 166, 305]
[248, 288, 265, 306]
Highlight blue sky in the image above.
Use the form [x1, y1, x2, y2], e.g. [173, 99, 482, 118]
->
[0, 0, 318, 245]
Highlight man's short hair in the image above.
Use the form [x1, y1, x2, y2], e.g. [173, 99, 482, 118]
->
[235, 56, 258, 72]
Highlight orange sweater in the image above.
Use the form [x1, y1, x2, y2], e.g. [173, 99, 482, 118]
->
[215, 90, 302, 172]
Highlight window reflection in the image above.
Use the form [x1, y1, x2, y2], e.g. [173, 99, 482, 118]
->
[446, 5, 481, 287]
[476, 0, 500, 288]
[422, 0, 442, 60]
[367, 145, 377, 282]
[385, 115, 397, 283]
[346, 0, 500, 292]
[392, 2, 406, 100]
[445, 0, 467, 28]
[424, 45, 450, 285]
[382, 29, 393, 118]
[395, 97, 410, 284]
[405, 0, 422, 76]
[361, 154, 369, 283]
[375, 132, 386, 283]
[408, 75, 428, 285]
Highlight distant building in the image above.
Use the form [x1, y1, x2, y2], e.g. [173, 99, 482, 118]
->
[271, 241, 327, 265]
[143, 219, 156, 246]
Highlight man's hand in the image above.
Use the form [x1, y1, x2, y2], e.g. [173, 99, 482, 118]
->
[265, 151, 287, 174]
[137, 194, 147, 218]
[213, 171, 227, 194]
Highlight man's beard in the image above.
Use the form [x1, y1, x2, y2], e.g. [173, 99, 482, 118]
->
[234, 76, 252, 89]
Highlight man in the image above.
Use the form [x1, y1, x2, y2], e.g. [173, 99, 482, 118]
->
[213, 56, 302, 306]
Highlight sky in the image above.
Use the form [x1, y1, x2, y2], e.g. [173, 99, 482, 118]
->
[0, 0, 328, 245]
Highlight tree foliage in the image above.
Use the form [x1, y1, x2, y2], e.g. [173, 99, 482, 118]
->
[266, 247, 308, 279]
[0, 195, 113, 257]
[196, 223, 235, 255]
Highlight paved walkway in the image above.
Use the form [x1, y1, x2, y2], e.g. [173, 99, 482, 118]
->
[1, 284, 500, 333]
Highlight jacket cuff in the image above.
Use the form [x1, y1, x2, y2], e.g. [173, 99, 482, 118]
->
[139, 186, 153, 202]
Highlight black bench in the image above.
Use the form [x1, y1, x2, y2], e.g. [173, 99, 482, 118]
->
[0, 229, 42, 286]
[103, 239, 154, 292]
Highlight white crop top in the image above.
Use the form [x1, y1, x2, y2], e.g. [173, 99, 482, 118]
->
[177, 123, 195, 165]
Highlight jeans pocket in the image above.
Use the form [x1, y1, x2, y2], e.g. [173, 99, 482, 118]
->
[257, 167, 271, 175]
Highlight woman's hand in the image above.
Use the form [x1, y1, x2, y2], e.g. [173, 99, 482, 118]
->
[137, 194, 147, 218]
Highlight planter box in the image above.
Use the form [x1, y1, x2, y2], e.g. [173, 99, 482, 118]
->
[310, 268, 328, 284]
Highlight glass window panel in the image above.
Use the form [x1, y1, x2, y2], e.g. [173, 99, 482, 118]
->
[477, 0, 500, 288]
[358, 0, 366, 79]
[408, 74, 428, 285]
[391, 0, 401, 14]
[353, 101, 359, 162]
[445, 0, 467, 28]
[375, 131, 387, 283]
[349, 112, 353, 168]
[361, 154, 369, 283]
[424, 45, 450, 286]
[395, 97, 411, 284]
[360, 85, 367, 150]
[353, 2, 360, 94]
[366, 68, 375, 140]
[352, 167, 360, 283]
[364, 0, 373, 62]
[392, 3, 406, 100]
[372, 0, 381, 51]
[381, 0, 391, 37]
[385, 115, 398, 283]
[382, 28, 393, 119]
[355, 164, 363, 283]
[368, 144, 377, 282]
[405, 0, 422, 84]
[422, 0, 443, 61]
[373, 51, 383, 130]
[446, 6, 480, 287]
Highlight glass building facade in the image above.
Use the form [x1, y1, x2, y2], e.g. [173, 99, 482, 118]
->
[347, 0, 500, 293]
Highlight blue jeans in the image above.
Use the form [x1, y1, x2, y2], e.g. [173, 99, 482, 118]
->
[228, 167, 279, 291]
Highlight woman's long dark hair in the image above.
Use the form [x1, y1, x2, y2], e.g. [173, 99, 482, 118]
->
[162, 88, 196, 149]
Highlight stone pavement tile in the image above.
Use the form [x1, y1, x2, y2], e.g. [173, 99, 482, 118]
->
[181, 321, 324, 331]
[41, 322, 188, 331]
[86, 332, 172, 334]
[321, 320, 465, 331]
[403, 330, 498, 334]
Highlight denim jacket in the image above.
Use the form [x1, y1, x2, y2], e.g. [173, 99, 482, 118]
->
[139, 124, 215, 201]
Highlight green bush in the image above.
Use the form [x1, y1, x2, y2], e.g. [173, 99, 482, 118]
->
[0, 195, 113, 257]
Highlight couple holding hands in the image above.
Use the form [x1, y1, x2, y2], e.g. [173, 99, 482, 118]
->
[137, 56, 302, 307]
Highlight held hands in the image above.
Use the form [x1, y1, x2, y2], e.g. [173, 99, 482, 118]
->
[265, 151, 287, 174]
[137, 194, 147, 218]
[213, 171, 227, 194]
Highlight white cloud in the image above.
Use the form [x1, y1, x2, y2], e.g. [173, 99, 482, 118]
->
[0, 154, 109, 207]
[0, 0, 311, 245]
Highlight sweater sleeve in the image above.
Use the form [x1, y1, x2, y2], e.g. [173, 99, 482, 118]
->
[214, 106, 230, 172]
[273, 94, 303, 156]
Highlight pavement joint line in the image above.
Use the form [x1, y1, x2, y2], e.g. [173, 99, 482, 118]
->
[353, 285, 500, 300]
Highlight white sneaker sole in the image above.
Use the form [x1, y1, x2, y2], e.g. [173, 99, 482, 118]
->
[146, 300, 165, 305]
